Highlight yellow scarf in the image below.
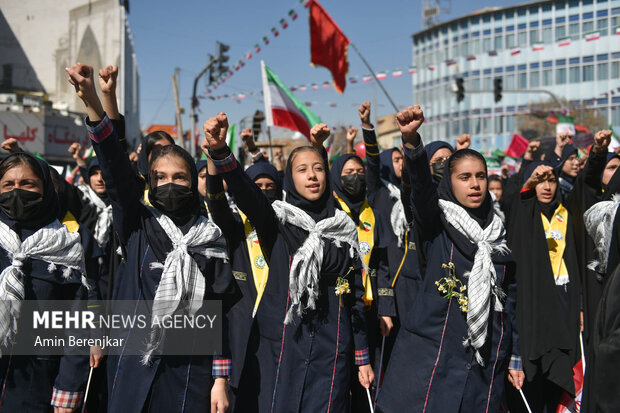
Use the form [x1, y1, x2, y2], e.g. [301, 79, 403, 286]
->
[541, 203, 569, 285]
[238, 210, 269, 317]
[335, 196, 375, 306]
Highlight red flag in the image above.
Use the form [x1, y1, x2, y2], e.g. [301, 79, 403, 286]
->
[505, 134, 529, 158]
[309, 0, 349, 93]
[556, 359, 583, 413]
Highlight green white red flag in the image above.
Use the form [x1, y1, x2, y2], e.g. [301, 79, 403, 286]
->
[261, 61, 321, 141]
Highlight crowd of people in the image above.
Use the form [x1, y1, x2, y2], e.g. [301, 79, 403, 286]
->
[0, 61, 617, 413]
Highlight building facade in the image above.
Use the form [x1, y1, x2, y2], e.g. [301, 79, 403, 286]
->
[0, 0, 140, 159]
[412, 0, 620, 152]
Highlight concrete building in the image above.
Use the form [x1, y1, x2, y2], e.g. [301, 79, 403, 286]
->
[0, 0, 139, 160]
[411, 0, 620, 152]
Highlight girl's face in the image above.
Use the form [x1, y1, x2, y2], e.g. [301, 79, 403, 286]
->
[0, 163, 44, 195]
[291, 150, 326, 201]
[488, 180, 503, 201]
[150, 155, 191, 188]
[198, 167, 207, 198]
[561, 153, 580, 178]
[603, 157, 620, 186]
[340, 158, 365, 177]
[89, 167, 107, 195]
[535, 174, 558, 204]
[254, 176, 277, 190]
[392, 150, 403, 179]
[449, 156, 487, 209]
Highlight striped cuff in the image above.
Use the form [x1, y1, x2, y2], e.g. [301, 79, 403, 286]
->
[401, 138, 425, 161]
[51, 387, 84, 408]
[86, 114, 114, 143]
[212, 358, 232, 378]
[509, 355, 523, 371]
[211, 153, 238, 173]
[355, 348, 370, 365]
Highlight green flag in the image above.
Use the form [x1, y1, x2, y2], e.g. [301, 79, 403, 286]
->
[226, 123, 237, 154]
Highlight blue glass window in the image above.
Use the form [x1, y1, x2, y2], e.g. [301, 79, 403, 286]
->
[518, 23, 527, 29]
[597, 54, 608, 61]
[518, 64, 527, 71]
[583, 12, 594, 19]
[483, 68, 492, 75]
[543, 19, 552, 26]
[506, 25, 515, 31]
[543, 61, 553, 67]
[495, 27, 503, 33]
[507, 66, 515, 72]
[583, 55, 594, 63]
[597, 10, 608, 17]
[556, 59, 566, 66]
[530, 21, 539, 27]
[530, 62, 540, 69]
[494, 68, 503, 73]
[483, 29, 491, 35]
[472, 31, 480, 37]
[569, 57, 580, 64]
[556, 17, 566, 23]
[569, 14, 580, 21]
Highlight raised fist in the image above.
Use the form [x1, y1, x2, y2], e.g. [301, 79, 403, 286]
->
[98, 65, 118, 95]
[346, 126, 358, 143]
[310, 123, 330, 148]
[524, 164, 554, 190]
[358, 102, 371, 127]
[1, 138, 22, 154]
[556, 131, 572, 149]
[66, 63, 97, 104]
[202, 113, 229, 152]
[396, 105, 424, 145]
[592, 129, 612, 153]
[68, 142, 83, 160]
[456, 134, 471, 150]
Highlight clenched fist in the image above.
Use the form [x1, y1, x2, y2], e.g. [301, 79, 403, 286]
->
[358, 102, 372, 128]
[310, 123, 330, 148]
[66, 63, 97, 105]
[202, 113, 229, 152]
[396, 105, 424, 146]
[68, 142, 83, 160]
[346, 126, 358, 143]
[524, 164, 554, 190]
[1, 138, 22, 154]
[592, 129, 612, 153]
[456, 134, 471, 150]
[98, 65, 118, 95]
[525, 140, 541, 160]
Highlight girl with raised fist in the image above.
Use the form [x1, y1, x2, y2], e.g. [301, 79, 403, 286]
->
[376, 105, 520, 413]
[204, 113, 373, 413]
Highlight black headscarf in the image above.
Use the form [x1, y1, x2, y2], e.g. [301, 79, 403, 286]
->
[137, 131, 175, 178]
[85, 158, 110, 204]
[425, 141, 454, 164]
[603, 154, 620, 200]
[283, 148, 335, 223]
[0, 153, 59, 233]
[379, 149, 401, 186]
[246, 162, 282, 193]
[143, 146, 203, 265]
[331, 154, 365, 222]
[522, 161, 560, 220]
[435, 149, 505, 261]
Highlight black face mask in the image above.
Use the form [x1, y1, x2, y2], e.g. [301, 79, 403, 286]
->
[262, 189, 280, 203]
[150, 183, 194, 214]
[0, 188, 45, 222]
[341, 173, 366, 199]
[431, 160, 446, 183]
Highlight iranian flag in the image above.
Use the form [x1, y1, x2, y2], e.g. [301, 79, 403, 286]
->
[532, 43, 544, 51]
[376, 72, 387, 80]
[510, 47, 521, 56]
[261, 61, 321, 141]
[363, 75, 373, 82]
[585, 31, 600, 41]
[556, 115, 576, 135]
[392, 69, 403, 77]
[558, 37, 571, 47]
[408, 66, 417, 74]
[616, 26, 620, 35]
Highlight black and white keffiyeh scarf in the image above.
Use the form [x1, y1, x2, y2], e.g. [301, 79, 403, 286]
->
[78, 184, 113, 248]
[272, 200, 367, 324]
[0, 219, 87, 355]
[584, 193, 620, 274]
[142, 207, 228, 365]
[438, 199, 509, 365]
[381, 179, 410, 248]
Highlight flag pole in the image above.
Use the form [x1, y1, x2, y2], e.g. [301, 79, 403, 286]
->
[349, 42, 399, 113]
[267, 126, 274, 164]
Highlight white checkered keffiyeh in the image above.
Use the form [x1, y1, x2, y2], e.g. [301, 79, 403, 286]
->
[584, 193, 620, 274]
[78, 184, 113, 248]
[0, 219, 86, 355]
[438, 199, 509, 365]
[381, 179, 410, 248]
[142, 207, 228, 365]
[271, 200, 367, 324]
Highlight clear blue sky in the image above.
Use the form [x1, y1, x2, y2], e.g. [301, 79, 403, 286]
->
[130, 0, 523, 140]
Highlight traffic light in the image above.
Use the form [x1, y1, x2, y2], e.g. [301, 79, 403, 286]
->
[455, 77, 465, 103]
[207, 54, 217, 85]
[494, 78, 503, 103]
[217, 42, 230, 77]
[252, 110, 265, 139]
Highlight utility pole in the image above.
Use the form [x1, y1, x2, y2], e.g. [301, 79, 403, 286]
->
[172, 68, 183, 147]
[190, 42, 230, 158]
